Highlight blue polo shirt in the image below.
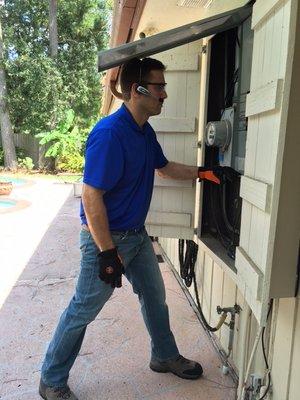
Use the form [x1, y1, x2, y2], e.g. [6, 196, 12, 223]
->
[80, 104, 168, 230]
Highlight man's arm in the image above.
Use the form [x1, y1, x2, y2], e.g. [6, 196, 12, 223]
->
[157, 161, 198, 180]
[82, 183, 114, 251]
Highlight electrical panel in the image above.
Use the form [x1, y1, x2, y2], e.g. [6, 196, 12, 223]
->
[204, 17, 253, 174]
[199, 17, 253, 264]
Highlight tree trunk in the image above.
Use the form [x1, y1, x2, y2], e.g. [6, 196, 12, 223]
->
[42, 0, 58, 170]
[49, 0, 58, 59]
[0, 9, 17, 170]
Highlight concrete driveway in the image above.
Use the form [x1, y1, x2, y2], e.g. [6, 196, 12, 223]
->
[0, 177, 236, 399]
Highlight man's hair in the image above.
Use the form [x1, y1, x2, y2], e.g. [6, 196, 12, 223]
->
[120, 57, 166, 100]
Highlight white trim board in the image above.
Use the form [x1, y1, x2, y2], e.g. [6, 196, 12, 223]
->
[154, 176, 194, 188]
[245, 79, 283, 117]
[252, 0, 284, 29]
[240, 176, 271, 212]
[146, 211, 192, 227]
[236, 247, 264, 301]
[150, 117, 196, 132]
[156, 53, 200, 71]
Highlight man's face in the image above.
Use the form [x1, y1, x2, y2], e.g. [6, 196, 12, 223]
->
[139, 70, 167, 116]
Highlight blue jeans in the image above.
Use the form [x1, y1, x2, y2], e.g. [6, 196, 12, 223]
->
[41, 227, 179, 387]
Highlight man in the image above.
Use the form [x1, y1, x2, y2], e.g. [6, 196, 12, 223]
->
[39, 57, 221, 400]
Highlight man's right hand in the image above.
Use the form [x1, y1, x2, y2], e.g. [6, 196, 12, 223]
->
[98, 248, 125, 288]
[198, 166, 240, 185]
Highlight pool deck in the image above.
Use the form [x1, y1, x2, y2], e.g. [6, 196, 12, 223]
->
[0, 178, 236, 400]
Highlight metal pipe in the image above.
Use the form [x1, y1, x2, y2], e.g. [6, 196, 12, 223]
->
[237, 302, 251, 399]
[238, 325, 263, 400]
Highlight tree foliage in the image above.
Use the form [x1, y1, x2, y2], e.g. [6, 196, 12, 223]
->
[1, 0, 111, 137]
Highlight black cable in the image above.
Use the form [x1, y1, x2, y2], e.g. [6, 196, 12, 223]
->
[259, 299, 273, 400]
[193, 271, 219, 332]
[208, 170, 242, 260]
[209, 182, 231, 249]
[178, 239, 224, 333]
[236, 32, 241, 48]
[227, 194, 242, 259]
[221, 182, 235, 233]
[179, 239, 197, 288]
[224, 68, 239, 110]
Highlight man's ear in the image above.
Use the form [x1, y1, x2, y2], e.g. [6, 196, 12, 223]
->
[131, 83, 140, 98]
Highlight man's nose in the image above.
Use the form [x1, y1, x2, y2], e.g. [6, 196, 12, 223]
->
[161, 90, 168, 99]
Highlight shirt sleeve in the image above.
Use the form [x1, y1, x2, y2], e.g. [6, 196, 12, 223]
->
[153, 133, 168, 169]
[83, 128, 124, 191]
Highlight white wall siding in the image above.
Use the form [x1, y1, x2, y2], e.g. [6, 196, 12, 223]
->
[235, 0, 296, 323]
[146, 41, 202, 239]
[158, 3, 300, 392]
[271, 298, 299, 400]
[159, 237, 263, 377]
[288, 298, 300, 400]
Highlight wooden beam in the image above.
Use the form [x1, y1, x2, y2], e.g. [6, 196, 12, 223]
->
[102, 0, 147, 115]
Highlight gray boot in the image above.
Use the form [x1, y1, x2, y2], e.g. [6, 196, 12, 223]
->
[39, 379, 78, 400]
[150, 355, 203, 380]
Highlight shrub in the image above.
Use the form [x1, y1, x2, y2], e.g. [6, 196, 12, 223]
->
[0, 146, 31, 168]
[57, 152, 84, 173]
[18, 156, 34, 171]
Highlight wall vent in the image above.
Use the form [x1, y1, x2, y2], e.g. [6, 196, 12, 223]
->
[177, 0, 213, 8]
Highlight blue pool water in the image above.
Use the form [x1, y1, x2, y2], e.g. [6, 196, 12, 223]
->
[0, 176, 27, 186]
[0, 199, 16, 208]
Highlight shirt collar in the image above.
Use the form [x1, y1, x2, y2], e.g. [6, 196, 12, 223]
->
[119, 103, 147, 133]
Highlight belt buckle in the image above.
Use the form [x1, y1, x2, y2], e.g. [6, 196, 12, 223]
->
[120, 231, 129, 240]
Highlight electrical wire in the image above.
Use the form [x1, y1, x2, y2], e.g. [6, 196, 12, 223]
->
[207, 169, 241, 259]
[209, 182, 231, 250]
[227, 195, 242, 259]
[224, 68, 239, 110]
[221, 182, 235, 233]
[178, 239, 228, 332]
[239, 300, 273, 400]
[258, 300, 273, 400]
[240, 327, 264, 400]
[179, 239, 196, 287]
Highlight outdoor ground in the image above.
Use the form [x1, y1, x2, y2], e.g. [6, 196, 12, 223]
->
[0, 175, 236, 399]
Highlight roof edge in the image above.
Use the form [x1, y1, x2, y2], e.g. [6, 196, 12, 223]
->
[101, 0, 147, 115]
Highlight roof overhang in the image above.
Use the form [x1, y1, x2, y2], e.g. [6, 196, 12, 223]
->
[98, 2, 253, 72]
[101, 0, 147, 115]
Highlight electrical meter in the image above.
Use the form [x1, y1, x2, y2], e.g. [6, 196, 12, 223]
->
[205, 119, 232, 149]
[205, 107, 234, 168]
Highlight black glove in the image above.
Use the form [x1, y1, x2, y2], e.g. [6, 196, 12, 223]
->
[198, 166, 239, 184]
[98, 247, 125, 288]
